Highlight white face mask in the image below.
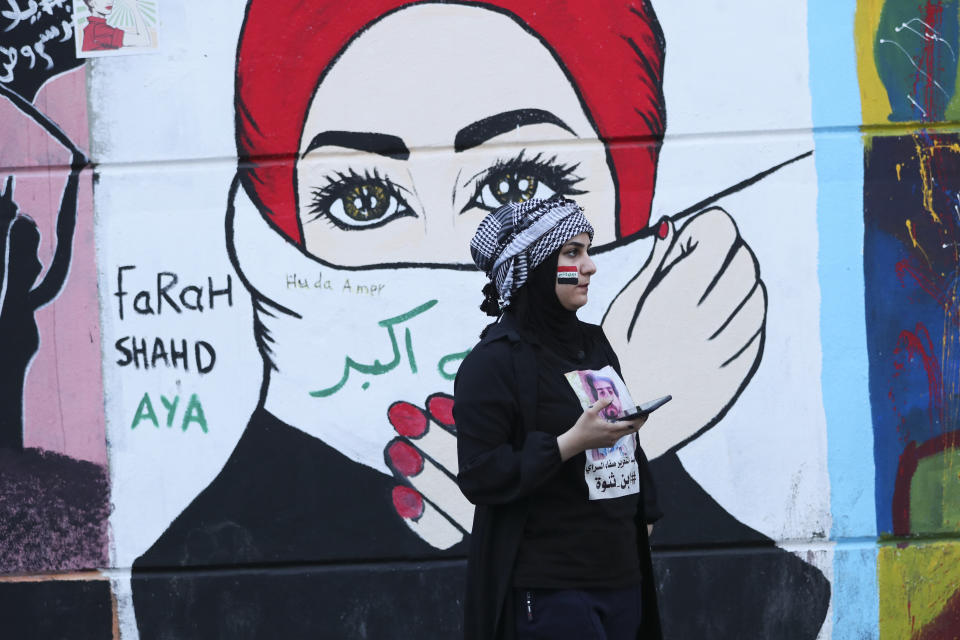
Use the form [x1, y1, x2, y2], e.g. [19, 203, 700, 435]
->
[229, 183, 652, 474]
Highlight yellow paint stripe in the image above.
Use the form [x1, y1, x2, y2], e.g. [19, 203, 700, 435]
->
[855, 0, 890, 124]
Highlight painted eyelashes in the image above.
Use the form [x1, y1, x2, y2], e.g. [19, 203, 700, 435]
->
[460, 150, 586, 214]
[306, 149, 587, 231]
[307, 168, 415, 230]
[557, 266, 579, 284]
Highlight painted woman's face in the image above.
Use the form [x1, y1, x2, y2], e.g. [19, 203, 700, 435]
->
[296, 4, 616, 266]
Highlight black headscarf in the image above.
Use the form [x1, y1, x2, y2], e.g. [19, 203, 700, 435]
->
[507, 249, 585, 362]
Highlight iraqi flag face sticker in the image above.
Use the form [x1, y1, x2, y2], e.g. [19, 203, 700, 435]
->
[557, 265, 579, 284]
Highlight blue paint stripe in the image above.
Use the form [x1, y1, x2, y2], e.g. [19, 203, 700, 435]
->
[808, 0, 879, 637]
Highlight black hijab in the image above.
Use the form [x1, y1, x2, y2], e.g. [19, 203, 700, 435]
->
[508, 249, 585, 362]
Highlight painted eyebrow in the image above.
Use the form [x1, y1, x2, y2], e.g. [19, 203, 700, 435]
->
[454, 108, 576, 153]
[302, 130, 410, 160]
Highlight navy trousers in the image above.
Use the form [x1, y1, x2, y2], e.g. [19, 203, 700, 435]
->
[514, 584, 643, 640]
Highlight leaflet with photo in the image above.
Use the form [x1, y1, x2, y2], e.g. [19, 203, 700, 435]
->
[563, 365, 640, 501]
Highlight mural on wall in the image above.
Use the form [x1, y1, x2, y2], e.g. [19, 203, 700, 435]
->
[857, 0, 960, 637]
[108, 1, 833, 638]
[0, 4, 112, 635]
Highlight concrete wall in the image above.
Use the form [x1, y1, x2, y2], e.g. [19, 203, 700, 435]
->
[0, 0, 956, 637]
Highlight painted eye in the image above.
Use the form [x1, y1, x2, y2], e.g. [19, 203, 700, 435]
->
[475, 171, 556, 209]
[463, 151, 585, 214]
[309, 170, 414, 230]
[337, 183, 392, 222]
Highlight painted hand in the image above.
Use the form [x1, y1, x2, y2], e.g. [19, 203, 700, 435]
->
[602, 207, 767, 459]
[384, 393, 473, 549]
[1, 175, 17, 224]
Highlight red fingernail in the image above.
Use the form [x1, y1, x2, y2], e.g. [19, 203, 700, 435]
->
[388, 402, 427, 437]
[427, 394, 455, 427]
[657, 219, 669, 240]
[392, 486, 424, 520]
[388, 441, 424, 476]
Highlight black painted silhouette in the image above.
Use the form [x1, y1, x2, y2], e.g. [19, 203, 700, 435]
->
[0, 84, 88, 451]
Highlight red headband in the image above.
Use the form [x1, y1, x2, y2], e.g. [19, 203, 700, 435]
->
[235, 0, 665, 245]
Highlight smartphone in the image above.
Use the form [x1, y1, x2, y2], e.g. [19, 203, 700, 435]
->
[615, 395, 672, 422]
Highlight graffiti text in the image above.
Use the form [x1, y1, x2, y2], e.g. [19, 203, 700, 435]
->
[114, 266, 234, 320]
[131, 392, 208, 432]
[115, 337, 217, 374]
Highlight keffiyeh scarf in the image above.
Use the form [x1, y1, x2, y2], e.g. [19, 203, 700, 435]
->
[470, 197, 594, 309]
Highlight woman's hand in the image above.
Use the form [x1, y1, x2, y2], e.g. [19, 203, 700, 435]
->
[557, 397, 647, 461]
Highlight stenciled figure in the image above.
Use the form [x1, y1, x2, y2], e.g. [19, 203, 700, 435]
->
[132, 1, 829, 637]
[0, 87, 88, 451]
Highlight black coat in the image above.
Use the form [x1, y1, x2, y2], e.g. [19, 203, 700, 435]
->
[454, 314, 662, 640]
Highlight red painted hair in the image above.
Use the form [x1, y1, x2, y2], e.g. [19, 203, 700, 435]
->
[235, 0, 665, 244]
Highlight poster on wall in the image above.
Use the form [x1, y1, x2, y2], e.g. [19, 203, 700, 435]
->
[73, 0, 159, 57]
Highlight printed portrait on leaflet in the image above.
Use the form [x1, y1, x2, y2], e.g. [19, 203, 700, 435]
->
[583, 372, 632, 461]
[586, 374, 624, 421]
[132, 0, 829, 638]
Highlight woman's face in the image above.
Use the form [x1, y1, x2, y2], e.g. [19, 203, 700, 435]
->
[295, 4, 616, 266]
[555, 231, 595, 311]
[88, 0, 113, 17]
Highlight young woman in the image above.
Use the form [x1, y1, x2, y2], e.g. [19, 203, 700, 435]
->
[455, 196, 661, 640]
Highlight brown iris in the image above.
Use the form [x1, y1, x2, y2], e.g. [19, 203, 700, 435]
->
[341, 183, 390, 221]
[489, 172, 539, 205]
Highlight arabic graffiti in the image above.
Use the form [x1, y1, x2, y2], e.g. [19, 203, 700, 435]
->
[0, 0, 80, 101]
[309, 300, 471, 398]
[2, 0, 70, 30]
[437, 349, 470, 381]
